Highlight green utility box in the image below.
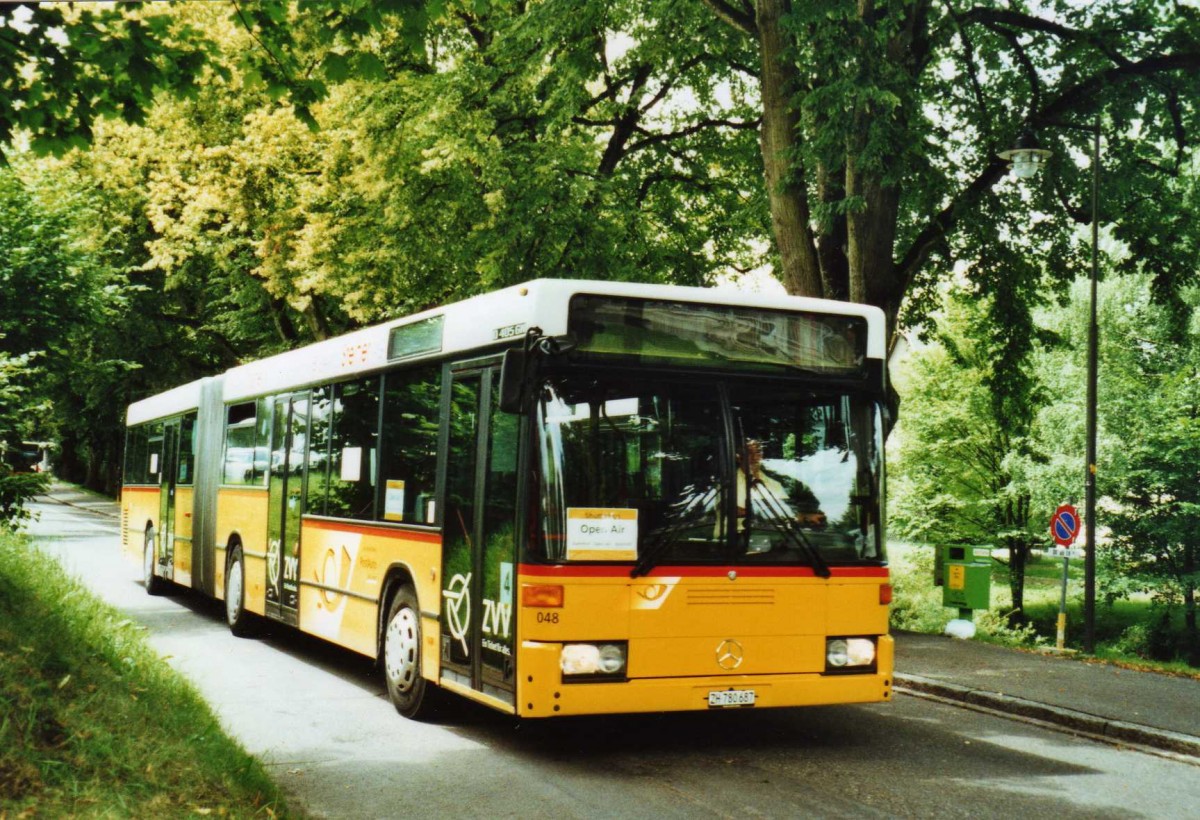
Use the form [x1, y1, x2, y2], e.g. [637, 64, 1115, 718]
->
[934, 544, 992, 611]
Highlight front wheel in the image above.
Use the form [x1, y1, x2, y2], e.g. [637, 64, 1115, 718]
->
[143, 528, 165, 596]
[225, 548, 258, 637]
[383, 586, 438, 719]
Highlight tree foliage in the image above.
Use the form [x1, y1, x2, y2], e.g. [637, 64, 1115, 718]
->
[1099, 273, 1200, 665]
[890, 286, 1047, 619]
[0, 3, 212, 161]
[700, 0, 1200, 340]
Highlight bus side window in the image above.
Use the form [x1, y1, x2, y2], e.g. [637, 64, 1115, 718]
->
[178, 414, 197, 485]
[253, 397, 271, 485]
[224, 402, 258, 485]
[147, 423, 164, 482]
[380, 367, 440, 525]
[124, 424, 150, 485]
[321, 377, 380, 521]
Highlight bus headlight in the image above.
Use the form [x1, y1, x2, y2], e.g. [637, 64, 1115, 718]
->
[825, 637, 876, 672]
[561, 642, 628, 681]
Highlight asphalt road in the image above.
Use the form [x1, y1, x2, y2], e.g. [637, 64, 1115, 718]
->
[24, 497, 1200, 819]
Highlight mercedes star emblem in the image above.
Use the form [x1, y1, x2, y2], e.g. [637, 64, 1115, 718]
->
[716, 639, 745, 670]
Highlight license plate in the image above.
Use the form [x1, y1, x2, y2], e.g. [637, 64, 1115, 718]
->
[708, 689, 756, 708]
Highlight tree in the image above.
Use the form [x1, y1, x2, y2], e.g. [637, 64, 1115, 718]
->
[117, 1, 771, 326]
[890, 279, 1047, 620]
[0, 3, 212, 162]
[700, 0, 1200, 336]
[0, 349, 48, 527]
[1099, 273, 1200, 666]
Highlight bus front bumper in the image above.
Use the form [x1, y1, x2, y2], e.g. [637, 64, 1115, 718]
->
[516, 634, 894, 718]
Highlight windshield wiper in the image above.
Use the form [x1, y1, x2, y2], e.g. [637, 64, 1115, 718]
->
[630, 483, 719, 578]
[748, 480, 832, 578]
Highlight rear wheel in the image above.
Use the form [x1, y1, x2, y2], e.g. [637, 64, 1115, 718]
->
[143, 528, 165, 596]
[383, 585, 438, 719]
[225, 547, 258, 637]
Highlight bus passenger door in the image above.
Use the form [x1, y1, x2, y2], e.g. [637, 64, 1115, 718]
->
[441, 366, 519, 704]
[267, 392, 309, 626]
[157, 420, 180, 582]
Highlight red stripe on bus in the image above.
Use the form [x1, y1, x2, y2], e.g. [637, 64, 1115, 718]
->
[121, 486, 160, 494]
[517, 564, 889, 579]
[301, 518, 443, 544]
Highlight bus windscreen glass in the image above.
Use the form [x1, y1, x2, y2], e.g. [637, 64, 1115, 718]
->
[568, 296, 868, 374]
[534, 375, 884, 569]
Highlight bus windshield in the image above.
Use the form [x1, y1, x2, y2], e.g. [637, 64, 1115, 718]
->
[534, 375, 884, 569]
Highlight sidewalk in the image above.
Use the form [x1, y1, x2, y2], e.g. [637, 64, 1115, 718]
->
[37, 480, 120, 520]
[894, 630, 1200, 759]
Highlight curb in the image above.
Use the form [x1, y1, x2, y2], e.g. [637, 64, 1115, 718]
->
[36, 491, 121, 522]
[895, 672, 1200, 759]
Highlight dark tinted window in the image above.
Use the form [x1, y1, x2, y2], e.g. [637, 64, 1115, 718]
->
[177, 414, 197, 485]
[124, 425, 150, 485]
[320, 378, 381, 520]
[379, 367, 441, 524]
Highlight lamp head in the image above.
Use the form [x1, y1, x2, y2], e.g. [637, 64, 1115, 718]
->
[999, 129, 1053, 179]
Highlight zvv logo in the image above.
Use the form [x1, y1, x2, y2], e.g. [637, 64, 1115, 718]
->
[443, 573, 471, 657]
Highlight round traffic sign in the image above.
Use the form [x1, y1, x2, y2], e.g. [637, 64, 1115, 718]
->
[1051, 504, 1080, 547]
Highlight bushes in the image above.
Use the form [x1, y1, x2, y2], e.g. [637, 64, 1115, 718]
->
[0, 463, 47, 526]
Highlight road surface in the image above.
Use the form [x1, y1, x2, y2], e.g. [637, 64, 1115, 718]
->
[24, 497, 1200, 818]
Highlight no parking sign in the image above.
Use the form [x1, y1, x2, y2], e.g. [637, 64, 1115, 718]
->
[1049, 504, 1084, 559]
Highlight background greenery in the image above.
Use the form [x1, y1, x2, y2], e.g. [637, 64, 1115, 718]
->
[1, 1, 1198, 662]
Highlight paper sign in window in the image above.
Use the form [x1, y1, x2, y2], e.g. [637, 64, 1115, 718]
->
[340, 447, 362, 482]
[384, 479, 406, 521]
[565, 508, 638, 561]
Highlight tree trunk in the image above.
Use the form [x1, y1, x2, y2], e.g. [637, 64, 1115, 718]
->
[1185, 541, 1198, 667]
[1008, 537, 1029, 624]
[755, 0, 822, 297]
[845, 166, 901, 310]
[815, 163, 850, 300]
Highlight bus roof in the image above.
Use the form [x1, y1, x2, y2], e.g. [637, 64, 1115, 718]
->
[129, 279, 888, 423]
[126, 377, 208, 426]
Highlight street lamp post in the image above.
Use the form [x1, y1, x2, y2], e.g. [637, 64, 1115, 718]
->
[1000, 119, 1101, 654]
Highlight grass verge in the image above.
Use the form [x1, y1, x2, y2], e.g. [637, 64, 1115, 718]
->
[0, 528, 291, 818]
[888, 541, 1200, 678]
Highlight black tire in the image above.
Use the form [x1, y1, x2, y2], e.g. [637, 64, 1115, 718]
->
[383, 585, 438, 719]
[225, 547, 259, 637]
[143, 528, 166, 596]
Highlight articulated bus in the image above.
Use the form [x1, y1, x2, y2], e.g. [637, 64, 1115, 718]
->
[122, 280, 893, 718]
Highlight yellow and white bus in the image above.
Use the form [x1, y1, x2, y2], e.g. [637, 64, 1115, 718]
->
[122, 280, 893, 718]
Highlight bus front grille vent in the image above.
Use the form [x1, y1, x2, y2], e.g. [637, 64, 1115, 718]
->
[687, 587, 775, 606]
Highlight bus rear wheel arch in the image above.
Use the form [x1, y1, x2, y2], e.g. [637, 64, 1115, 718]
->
[383, 584, 439, 719]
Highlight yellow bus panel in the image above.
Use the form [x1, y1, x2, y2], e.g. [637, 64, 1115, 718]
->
[120, 487, 160, 564]
[513, 566, 892, 717]
[517, 635, 894, 717]
[215, 486, 270, 615]
[297, 519, 443, 661]
[173, 485, 194, 586]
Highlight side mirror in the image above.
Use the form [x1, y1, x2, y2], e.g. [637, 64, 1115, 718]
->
[498, 348, 528, 414]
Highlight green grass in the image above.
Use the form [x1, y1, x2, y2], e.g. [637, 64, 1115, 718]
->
[887, 542, 1199, 676]
[0, 528, 292, 818]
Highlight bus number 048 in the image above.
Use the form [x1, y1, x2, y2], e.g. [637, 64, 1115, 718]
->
[536, 612, 560, 624]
